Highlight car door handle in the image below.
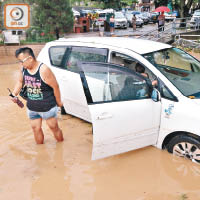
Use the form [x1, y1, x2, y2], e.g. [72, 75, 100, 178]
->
[97, 113, 113, 120]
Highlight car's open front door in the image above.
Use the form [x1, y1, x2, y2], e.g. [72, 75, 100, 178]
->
[79, 62, 161, 160]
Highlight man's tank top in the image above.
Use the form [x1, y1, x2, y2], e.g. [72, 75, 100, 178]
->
[23, 63, 57, 112]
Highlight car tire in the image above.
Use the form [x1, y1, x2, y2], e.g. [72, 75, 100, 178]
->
[167, 134, 200, 163]
[61, 106, 67, 115]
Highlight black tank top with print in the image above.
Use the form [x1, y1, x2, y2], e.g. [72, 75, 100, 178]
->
[23, 63, 57, 112]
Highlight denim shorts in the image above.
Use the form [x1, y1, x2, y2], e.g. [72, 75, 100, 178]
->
[27, 106, 58, 120]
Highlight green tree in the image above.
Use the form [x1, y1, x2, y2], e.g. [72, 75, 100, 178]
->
[95, 0, 120, 9]
[117, 0, 136, 8]
[155, 0, 193, 17]
[32, 0, 74, 39]
[154, 0, 168, 8]
[175, 0, 193, 17]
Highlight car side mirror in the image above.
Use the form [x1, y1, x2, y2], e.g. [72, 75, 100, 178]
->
[151, 88, 161, 102]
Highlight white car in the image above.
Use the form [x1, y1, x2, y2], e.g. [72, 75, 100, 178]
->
[114, 11, 128, 29]
[164, 12, 176, 22]
[95, 9, 114, 26]
[38, 37, 200, 163]
[72, 8, 80, 17]
[125, 12, 144, 27]
[96, 10, 107, 26]
[190, 10, 200, 26]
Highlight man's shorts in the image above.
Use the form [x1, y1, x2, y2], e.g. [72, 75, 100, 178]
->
[27, 106, 58, 120]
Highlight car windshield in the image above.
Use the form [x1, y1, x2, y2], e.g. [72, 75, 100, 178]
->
[115, 12, 125, 18]
[99, 13, 106, 17]
[142, 12, 149, 17]
[143, 48, 200, 98]
[139, 13, 145, 18]
[194, 12, 200, 16]
[125, 13, 132, 20]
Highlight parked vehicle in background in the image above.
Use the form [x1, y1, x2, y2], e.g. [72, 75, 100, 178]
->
[125, 12, 143, 27]
[131, 11, 149, 25]
[164, 12, 176, 22]
[95, 9, 114, 27]
[96, 10, 107, 26]
[190, 10, 200, 26]
[80, 9, 91, 17]
[139, 12, 150, 24]
[172, 10, 179, 18]
[72, 8, 80, 17]
[114, 11, 128, 29]
[132, 11, 141, 16]
[93, 9, 103, 13]
[149, 12, 159, 23]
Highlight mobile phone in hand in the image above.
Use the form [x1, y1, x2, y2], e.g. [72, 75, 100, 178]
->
[7, 88, 24, 108]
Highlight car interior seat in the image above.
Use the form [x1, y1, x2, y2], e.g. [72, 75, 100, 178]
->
[115, 76, 137, 101]
[110, 53, 125, 66]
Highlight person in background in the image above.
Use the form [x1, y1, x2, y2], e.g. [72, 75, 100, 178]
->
[135, 63, 158, 86]
[110, 15, 115, 34]
[135, 63, 149, 78]
[132, 14, 137, 31]
[10, 47, 64, 144]
[158, 11, 165, 32]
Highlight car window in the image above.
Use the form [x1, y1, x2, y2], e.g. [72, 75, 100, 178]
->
[66, 47, 108, 73]
[159, 80, 177, 101]
[115, 12, 125, 18]
[110, 51, 157, 82]
[49, 46, 69, 67]
[99, 13, 106, 18]
[194, 11, 200, 16]
[49, 46, 108, 72]
[79, 62, 150, 104]
[110, 52, 137, 69]
[144, 48, 200, 98]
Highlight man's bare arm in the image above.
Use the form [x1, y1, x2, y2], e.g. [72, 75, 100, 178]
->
[12, 68, 23, 96]
[40, 64, 63, 107]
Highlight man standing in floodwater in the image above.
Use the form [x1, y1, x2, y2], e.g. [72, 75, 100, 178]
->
[10, 47, 64, 144]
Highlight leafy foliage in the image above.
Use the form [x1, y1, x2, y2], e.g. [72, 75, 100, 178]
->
[32, 0, 74, 38]
[155, 0, 193, 18]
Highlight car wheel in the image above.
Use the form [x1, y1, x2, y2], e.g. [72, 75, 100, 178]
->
[167, 135, 200, 163]
[61, 106, 67, 115]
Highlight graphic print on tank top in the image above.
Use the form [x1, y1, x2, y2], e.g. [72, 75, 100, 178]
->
[24, 74, 43, 100]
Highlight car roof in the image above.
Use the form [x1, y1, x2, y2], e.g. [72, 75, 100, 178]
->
[49, 37, 171, 54]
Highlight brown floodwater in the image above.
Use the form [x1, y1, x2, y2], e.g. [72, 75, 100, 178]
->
[1, 60, 200, 200]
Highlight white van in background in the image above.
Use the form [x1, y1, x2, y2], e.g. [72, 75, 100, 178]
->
[96, 9, 114, 26]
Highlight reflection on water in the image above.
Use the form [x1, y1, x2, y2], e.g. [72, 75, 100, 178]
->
[0, 63, 200, 200]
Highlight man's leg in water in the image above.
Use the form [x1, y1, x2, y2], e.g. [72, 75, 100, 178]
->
[46, 117, 64, 142]
[30, 118, 44, 144]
